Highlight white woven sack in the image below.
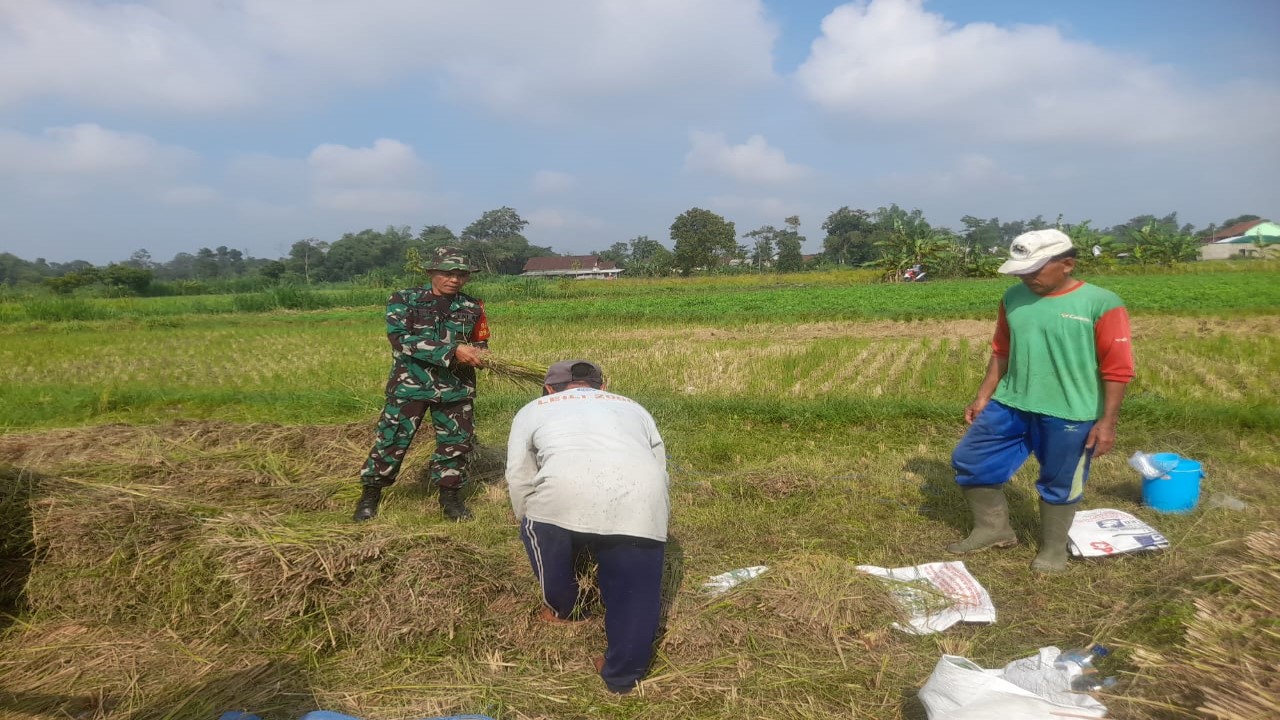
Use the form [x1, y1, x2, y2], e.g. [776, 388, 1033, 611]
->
[919, 654, 1107, 720]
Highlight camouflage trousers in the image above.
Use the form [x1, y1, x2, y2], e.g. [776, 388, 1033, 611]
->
[359, 397, 475, 489]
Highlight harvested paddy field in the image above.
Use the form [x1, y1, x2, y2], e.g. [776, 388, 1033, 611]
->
[2, 269, 1278, 719]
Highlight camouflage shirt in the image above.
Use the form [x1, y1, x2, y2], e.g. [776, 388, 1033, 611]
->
[383, 287, 489, 402]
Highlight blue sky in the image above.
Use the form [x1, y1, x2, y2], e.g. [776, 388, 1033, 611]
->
[1, 0, 1277, 264]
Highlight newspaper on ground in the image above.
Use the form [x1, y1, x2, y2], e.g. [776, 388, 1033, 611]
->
[856, 561, 996, 635]
[1068, 508, 1168, 558]
[703, 565, 768, 595]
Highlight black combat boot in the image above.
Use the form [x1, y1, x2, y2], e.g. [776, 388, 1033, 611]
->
[352, 485, 382, 522]
[439, 486, 473, 521]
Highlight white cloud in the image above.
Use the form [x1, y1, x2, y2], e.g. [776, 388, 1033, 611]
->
[527, 208, 608, 232]
[235, 198, 298, 222]
[878, 153, 1024, 196]
[708, 195, 808, 225]
[310, 187, 428, 215]
[0, 1, 255, 112]
[434, 0, 778, 120]
[226, 153, 307, 200]
[0, 1, 778, 120]
[0, 124, 198, 203]
[685, 131, 810, 184]
[523, 207, 614, 254]
[308, 139, 422, 187]
[532, 170, 576, 194]
[159, 185, 220, 205]
[306, 139, 428, 214]
[227, 140, 443, 216]
[795, 0, 1280, 146]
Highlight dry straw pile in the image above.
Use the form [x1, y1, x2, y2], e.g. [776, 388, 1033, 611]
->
[1128, 529, 1280, 720]
[0, 421, 915, 719]
[9, 420, 1272, 718]
[0, 422, 535, 717]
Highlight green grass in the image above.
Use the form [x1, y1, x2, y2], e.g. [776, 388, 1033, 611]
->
[1, 266, 1277, 719]
[490, 271, 1280, 323]
[3, 262, 1277, 326]
[1, 279, 1276, 431]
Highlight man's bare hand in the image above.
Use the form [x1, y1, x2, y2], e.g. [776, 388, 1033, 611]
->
[964, 398, 989, 425]
[1085, 420, 1117, 457]
[454, 344, 488, 368]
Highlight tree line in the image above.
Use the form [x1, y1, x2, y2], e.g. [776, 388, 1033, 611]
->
[0, 206, 1264, 294]
[612, 208, 1263, 279]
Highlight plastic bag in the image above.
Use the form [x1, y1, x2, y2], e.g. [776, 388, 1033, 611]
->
[1127, 451, 1179, 480]
[919, 648, 1108, 719]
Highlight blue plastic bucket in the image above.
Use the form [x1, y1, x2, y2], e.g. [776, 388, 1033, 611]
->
[1143, 457, 1202, 513]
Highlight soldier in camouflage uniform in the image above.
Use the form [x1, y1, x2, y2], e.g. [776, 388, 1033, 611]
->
[353, 246, 490, 522]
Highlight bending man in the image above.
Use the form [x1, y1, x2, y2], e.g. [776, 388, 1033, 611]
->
[506, 360, 670, 694]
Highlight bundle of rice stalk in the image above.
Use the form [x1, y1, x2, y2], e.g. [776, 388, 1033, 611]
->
[1127, 530, 1280, 720]
[23, 480, 230, 628]
[206, 511, 528, 650]
[205, 512, 424, 622]
[333, 540, 527, 652]
[0, 622, 313, 720]
[480, 353, 547, 388]
[755, 552, 905, 645]
[1, 466, 37, 617]
[31, 478, 197, 569]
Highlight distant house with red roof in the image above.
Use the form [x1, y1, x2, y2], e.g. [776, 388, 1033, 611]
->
[1199, 219, 1280, 260]
[521, 255, 623, 279]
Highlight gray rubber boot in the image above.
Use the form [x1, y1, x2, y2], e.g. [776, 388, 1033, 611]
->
[1031, 500, 1079, 573]
[946, 486, 1018, 554]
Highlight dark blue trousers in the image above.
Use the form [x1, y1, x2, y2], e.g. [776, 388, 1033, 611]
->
[952, 400, 1096, 504]
[519, 518, 665, 693]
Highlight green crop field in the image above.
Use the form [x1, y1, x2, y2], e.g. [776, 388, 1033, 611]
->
[1, 267, 1277, 720]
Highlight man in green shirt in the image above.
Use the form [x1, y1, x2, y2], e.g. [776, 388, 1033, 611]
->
[947, 229, 1135, 573]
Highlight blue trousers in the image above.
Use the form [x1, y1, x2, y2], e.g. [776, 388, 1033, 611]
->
[519, 518, 665, 693]
[952, 400, 1095, 504]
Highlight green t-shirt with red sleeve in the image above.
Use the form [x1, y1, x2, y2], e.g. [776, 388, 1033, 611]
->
[990, 281, 1135, 422]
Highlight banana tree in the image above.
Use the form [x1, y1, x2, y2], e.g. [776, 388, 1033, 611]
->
[1128, 221, 1199, 265]
[866, 220, 960, 281]
[1065, 220, 1124, 272]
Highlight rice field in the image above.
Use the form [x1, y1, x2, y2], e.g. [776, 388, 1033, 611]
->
[1, 267, 1278, 720]
[1, 309, 1276, 431]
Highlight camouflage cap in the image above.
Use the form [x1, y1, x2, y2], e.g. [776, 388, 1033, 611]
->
[423, 246, 476, 272]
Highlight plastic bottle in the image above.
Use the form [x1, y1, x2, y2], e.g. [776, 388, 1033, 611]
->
[1055, 645, 1117, 691]
[703, 565, 769, 595]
